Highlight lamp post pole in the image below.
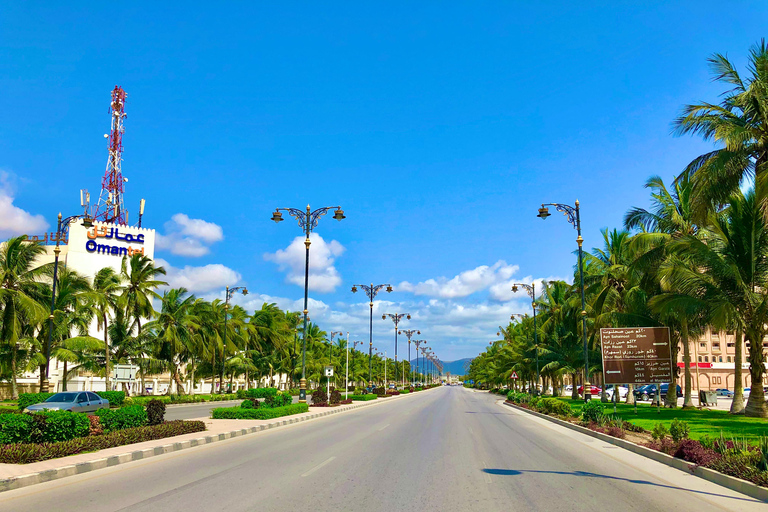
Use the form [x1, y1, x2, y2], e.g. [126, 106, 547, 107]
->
[271, 204, 346, 402]
[44, 213, 93, 393]
[399, 329, 420, 387]
[383, 313, 410, 388]
[537, 200, 590, 401]
[346, 338, 363, 399]
[327, 331, 343, 396]
[352, 283, 392, 388]
[413, 340, 426, 386]
[511, 283, 539, 395]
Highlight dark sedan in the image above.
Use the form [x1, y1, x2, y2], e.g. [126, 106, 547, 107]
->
[633, 384, 656, 401]
[25, 391, 109, 413]
[648, 383, 682, 400]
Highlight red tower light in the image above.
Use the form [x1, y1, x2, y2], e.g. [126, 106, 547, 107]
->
[94, 86, 128, 225]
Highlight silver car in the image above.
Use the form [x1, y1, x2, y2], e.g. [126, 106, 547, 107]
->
[25, 391, 109, 413]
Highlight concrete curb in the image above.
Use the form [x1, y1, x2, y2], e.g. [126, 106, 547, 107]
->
[164, 399, 242, 409]
[501, 400, 768, 503]
[0, 387, 436, 493]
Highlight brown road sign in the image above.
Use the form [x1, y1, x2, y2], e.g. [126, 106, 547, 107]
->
[600, 327, 673, 385]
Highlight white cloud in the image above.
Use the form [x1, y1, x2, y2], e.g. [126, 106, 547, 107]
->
[489, 275, 568, 302]
[155, 258, 241, 294]
[397, 261, 518, 299]
[156, 213, 224, 257]
[0, 171, 48, 237]
[264, 233, 345, 293]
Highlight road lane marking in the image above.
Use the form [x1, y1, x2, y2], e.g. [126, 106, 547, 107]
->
[301, 456, 336, 477]
[482, 460, 491, 483]
[378, 424, 390, 431]
[468, 427, 474, 434]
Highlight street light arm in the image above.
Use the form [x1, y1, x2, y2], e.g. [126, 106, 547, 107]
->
[540, 202, 578, 229]
[275, 205, 343, 232]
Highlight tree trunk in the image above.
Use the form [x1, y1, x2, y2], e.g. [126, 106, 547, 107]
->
[665, 334, 681, 408]
[625, 384, 635, 405]
[39, 363, 45, 392]
[62, 361, 68, 391]
[600, 373, 609, 402]
[744, 330, 767, 418]
[571, 373, 578, 400]
[681, 319, 695, 408]
[731, 329, 745, 414]
[10, 345, 18, 399]
[104, 314, 110, 392]
[174, 370, 186, 395]
[190, 360, 196, 396]
[229, 371, 234, 394]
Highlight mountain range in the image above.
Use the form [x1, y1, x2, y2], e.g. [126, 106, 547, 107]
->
[409, 358, 472, 376]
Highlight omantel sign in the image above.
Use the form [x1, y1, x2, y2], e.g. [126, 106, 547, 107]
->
[600, 327, 673, 385]
[84, 226, 146, 257]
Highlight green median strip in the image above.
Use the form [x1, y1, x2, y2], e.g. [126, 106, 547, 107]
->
[350, 394, 377, 401]
[211, 403, 309, 420]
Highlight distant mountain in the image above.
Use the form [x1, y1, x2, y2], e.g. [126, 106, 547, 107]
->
[409, 357, 472, 376]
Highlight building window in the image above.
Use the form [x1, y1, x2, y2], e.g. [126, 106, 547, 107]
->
[713, 343, 720, 350]
[719, 356, 723, 362]
[727, 331, 734, 336]
[727, 356, 732, 362]
[699, 342, 707, 348]
[704, 356, 709, 362]
[698, 356, 702, 362]
[727, 342, 735, 348]
[712, 332, 720, 340]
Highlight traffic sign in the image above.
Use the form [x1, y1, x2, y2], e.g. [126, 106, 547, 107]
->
[510, 371, 519, 380]
[324, 366, 334, 377]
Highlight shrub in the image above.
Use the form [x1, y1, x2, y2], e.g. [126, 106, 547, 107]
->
[96, 391, 126, 407]
[0, 420, 206, 464]
[311, 389, 328, 405]
[581, 401, 604, 423]
[88, 415, 103, 436]
[374, 387, 386, 397]
[36, 410, 90, 443]
[669, 419, 690, 443]
[17, 393, 55, 411]
[350, 394, 377, 401]
[651, 422, 669, 441]
[759, 436, 768, 472]
[606, 426, 626, 439]
[400, 389, 410, 394]
[96, 405, 148, 433]
[339, 398, 353, 405]
[240, 399, 254, 409]
[709, 451, 768, 487]
[329, 389, 342, 405]
[537, 398, 572, 417]
[674, 439, 720, 466]
[146, 399, 166, 426]
[287, 388, 302, 396]
[0, 414, 33, 444]
[211, 403, 309, 420]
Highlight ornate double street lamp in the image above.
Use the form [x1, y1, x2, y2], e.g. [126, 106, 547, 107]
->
[413, 340, 427, 385]
[383, 312, 410, 387]
[43, 213, 93, 393]
[511, 283, 540, 395]
[271, 204, 346, 402]
[399, 329, 420, 386]
[222, 285, 248, 393]
[537, 200, 590, 401]
[351, 283, 392, 386]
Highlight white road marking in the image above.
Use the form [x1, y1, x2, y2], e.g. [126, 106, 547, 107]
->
[378, 424, 390, 431]
[301, 456, 336, 477]
[468, 427, 474, 434]
[482, 460, 492, 483]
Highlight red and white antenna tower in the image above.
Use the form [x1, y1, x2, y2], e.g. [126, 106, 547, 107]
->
[94, 86, 128, 225]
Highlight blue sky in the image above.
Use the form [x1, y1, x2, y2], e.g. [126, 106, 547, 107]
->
[1, 3, 766, 361]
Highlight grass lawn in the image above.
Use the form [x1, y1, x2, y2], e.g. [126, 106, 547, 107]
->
[556, 397, 768, 442]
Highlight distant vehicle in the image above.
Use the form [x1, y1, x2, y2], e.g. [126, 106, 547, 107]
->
[715, 388, 734, 397]
[564, 385, 573, 393]
[633, 384, 656, 401]
[25, 391, 109, 413]
[605, 385, 628, 400]
[388, 384, 396, 389]
[577, 385, 601, 396]
[648, 383, 682, 400]
[743, 387, 768, 398]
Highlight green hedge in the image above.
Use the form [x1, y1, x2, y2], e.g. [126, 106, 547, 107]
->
[95, 405, 148, 432]
[400, 389, 410, 394]
[125, 394, 238, 407]
[17, 393, 55, 411]
[0, 411, 90, 444]
[211, 403, 309, 420]
[236, 388, 278, 399]
[0, 420, 206, 464]
[96, 391, 126, 407]
[350, 394, 377, 401]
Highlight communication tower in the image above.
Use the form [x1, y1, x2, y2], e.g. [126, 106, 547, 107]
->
[93, 86, 128, 225]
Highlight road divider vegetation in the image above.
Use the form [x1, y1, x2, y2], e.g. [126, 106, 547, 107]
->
[350, 394, 377, 401]
[211, 403, 309, 420]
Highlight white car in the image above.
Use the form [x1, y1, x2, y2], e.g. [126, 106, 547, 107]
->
[605, 385, 629, 400]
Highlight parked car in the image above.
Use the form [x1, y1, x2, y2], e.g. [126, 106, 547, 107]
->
[633, 384, 656, 401]
[577, 385, 602, 396]
[715, 388, 734, 397]
[743, 387, 768, 398]
[648, 383, 682, 400]
[24, 391, 109, 413]
[605, 385, 629, 400]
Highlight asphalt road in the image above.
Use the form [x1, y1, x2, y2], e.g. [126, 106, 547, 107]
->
[0, 387, 763, 512]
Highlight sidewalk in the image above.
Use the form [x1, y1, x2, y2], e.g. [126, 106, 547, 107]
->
[0, 391, 431, 491]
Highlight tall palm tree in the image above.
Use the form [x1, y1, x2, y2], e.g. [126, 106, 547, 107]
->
[120, 254, 167, 334]
[88, 267, 122, 391]
[0, 237, 47, 398]
[675, 40, 768, 220]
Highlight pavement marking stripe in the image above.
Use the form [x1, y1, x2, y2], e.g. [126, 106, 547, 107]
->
[378, 424, 390, 431]
[301, 456, 336, 477]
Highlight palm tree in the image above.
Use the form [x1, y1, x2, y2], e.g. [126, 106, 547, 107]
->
[0, 237, 47, 398]
[88, 267, 122, 391]
[120, 254, 167, 334]
[674, 40, 768, 220]
[662, 185, 768, 417]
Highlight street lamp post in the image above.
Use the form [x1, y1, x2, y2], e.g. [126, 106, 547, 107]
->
[383, 313, 410, 388]
[43, 213, 93, 393]
[399, 329, 420, 386]
[271, 204, 346, 402]
[327, 331, 343, 396]
[222, 285, 248, 394]
[346, 338, 363, 399]
[511, 283, 540, 395]
[351, 283, 392, 387]
[537, 200, 590, 401]
[413, 340, 426, 386]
